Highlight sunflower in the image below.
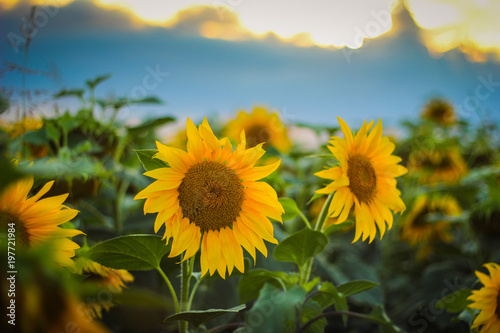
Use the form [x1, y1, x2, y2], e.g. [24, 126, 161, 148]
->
[0, 116, 43, 138]
[408, 147, 467, 184]
[468, 262, 500, 333]
[75, 256, 134, 318]
[135, 118, 283, 278]
[0, 175, 82, 268]
[421, 98, 456, 126]
[315, 117, 407, 243]
[224, 106, 292, 153]
[401, 194, 461, 258]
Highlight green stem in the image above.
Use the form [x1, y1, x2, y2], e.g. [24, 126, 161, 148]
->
[300, 193, 334, 285]
[187, 276, 202, 311]
[179, 257, 192, 333]
[297, 210, 312, 229]
[314, 193, 334, 232]
[114, 180, 129, 233]
[156, 266, 179, 313]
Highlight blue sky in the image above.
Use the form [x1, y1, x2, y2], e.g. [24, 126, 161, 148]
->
[1, 0, 499, 127]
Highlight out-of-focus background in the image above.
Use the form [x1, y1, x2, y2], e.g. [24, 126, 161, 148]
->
[1, 0, 499, 127]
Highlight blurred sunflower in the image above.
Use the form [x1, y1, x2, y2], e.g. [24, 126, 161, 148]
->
[421, 98, 456, 126]
[315, 117, 407, 243]
[0, 116, 43, 138]
[0, 176, 82, 268]
[408, 148, 467, 184]
[401, 194, 461, 258]
[224, 106, 292, 153]
[75, 256, 134, 318]
[468, 262, 500, 333]
[135, 118, 283, 278]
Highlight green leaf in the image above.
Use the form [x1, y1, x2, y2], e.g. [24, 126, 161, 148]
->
[366, 305, 404, 333]
[135, 149, 169, 171]
[301, 300, 327, 333]
[435, 289, 473, 313]
[337, 280, 379, 297]
[54, 88, 84, 99]
[164, 305, 245, 328]
[128, 116, 175, 136]
[86, 73, 112, 89]
[85, 234, 170, 271]
[312, 282, 348, 325]
[238, 269, 299, 304]
[307, 193, 324, 205]
[245, 284, 306, 333]
[0, 158, 25, 194]
[273, 228, 328, 267]
[279, 197, 301, 221]
[130, 96, 163, 105]
[324, 220, 354, 236]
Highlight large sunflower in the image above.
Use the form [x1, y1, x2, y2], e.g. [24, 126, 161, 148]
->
[224, 106, 292, 153]
[0, 176, 82, 268]
[135, 118, 283, 278]
[315, 117, 407, 243]
[468, 262, 500, 333]
[408, 147, 467, 184]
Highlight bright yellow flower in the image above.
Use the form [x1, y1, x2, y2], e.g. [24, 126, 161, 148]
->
[401, 194, 461, 258]
[135, 118, 284, 278]
[75, 256, 134, 318]
[224, 106, 292, 153]
[1, 116, 43, 138]
[421, 98, 456, 126]
[468, 263, 500, 333]
[0, 176, 82, 268]
[315, 117, 407, 243]
[408, 148, 467, 184]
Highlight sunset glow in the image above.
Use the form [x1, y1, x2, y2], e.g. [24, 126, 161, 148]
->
[2, 0, 500, 61]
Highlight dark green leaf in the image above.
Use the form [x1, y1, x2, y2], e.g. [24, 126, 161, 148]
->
[0, 158, 25, 194]
[54, 88, 84, 99]
[312, 282, 348, 325]
[435, 289, 473, 313]
[238, 269, 299, 304]
[135, 149, 169, 171]
[307, 193, 324, 205]
[337, 280, 379, 297]
[164, 305, 245, 328]
[86, 73, 112, 89]
[366, 305, 404, 333]
[273, 228, 328, 267]
[301, 300, 327, 333]
[128, 116, 175, 135]
[245, 284, 306, 333]
[129, 96, 163, 105]
[85, 234, 170, 271]
[324, 221, 354, 236]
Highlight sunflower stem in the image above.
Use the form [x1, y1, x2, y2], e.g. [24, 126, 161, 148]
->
[156, 266, 179, 313]
[300, 193, 334, 285]
[187, 275, 203, 311]
[179, 256, 192, 333]
[314, 193, 334, 232]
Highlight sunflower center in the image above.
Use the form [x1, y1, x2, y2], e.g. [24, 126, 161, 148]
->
[246, 124, 272, 148]
[347, 154, 377, 203]
[178, 161, 244, 231]
[0, 211, 30, 245]
[412, 207, 434, 227]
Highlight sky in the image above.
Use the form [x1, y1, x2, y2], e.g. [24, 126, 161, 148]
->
[1, 0, 500, 128]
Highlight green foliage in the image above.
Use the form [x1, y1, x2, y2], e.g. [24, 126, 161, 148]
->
[85, 234, 171, 270]
[135, 149, 169, 171]
[279, 197, 301, 221]
[164, 305, 246, 328]
[435, 289, 473, 313]
[243, 284, 307, 333]
[238, 269, 299, 303]
[273, 228, 328, 268]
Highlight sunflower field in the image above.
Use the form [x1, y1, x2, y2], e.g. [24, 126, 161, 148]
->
[1, 70, 499, 333]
